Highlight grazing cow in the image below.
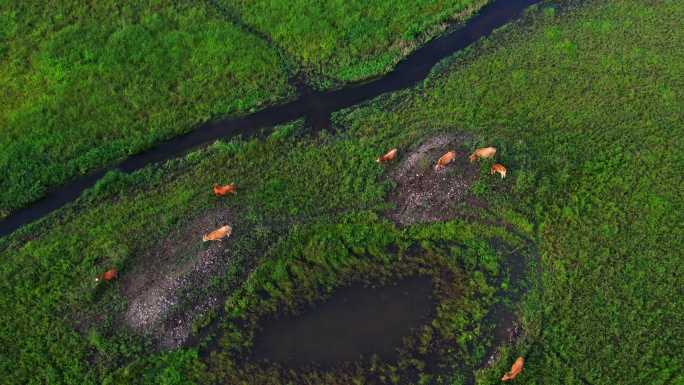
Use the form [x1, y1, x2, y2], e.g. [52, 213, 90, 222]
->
[202, 225, 232, 242]
[468, 146, 496, 162]
[376, 148, 398, 163]
[434, 151, 456, 171]
[213, 184, 236, 197]
[95, 268, 118, 282]
[490, 163, 507, 178]
[501, 356, 524, 381]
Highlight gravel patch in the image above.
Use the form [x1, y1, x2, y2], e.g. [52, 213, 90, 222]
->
[120, 209, 235, 348]
[387, 133, 484, 225]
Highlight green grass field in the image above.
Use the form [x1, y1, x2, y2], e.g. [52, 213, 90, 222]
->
[218, 0, 488, 86]
[0, 0, 294, 219]
[0, 0, 487, 219]
[0, 0, 682, 384]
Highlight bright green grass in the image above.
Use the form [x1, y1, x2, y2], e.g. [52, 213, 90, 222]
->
[0, 0, 492, 219]
[219, 0, 489, 86]
[337, 0, 684, 382]
[0, 0, 294, 219]
[1, 0, 683, 384]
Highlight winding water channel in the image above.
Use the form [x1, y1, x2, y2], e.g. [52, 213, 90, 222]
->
[0, 0, 542, 237]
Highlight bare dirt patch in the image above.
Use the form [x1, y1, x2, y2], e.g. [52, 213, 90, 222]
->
[120, 208, 236, 349]
[387, 133, 484, 225]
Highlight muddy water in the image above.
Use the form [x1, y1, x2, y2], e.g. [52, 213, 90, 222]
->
[479, 238, 531, 370]
[251, 276, 433, 366]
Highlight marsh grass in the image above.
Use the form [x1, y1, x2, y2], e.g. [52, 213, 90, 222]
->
[0, 0, 491, 218]
[0, 0, 682, 384]
[218, 0, 489, 87]
[0, 1, 294, 218]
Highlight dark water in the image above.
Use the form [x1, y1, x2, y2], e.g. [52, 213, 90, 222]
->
[0, 0, 542, 238]
[478, 238, 530, 370]
[251, 276, 434, 366]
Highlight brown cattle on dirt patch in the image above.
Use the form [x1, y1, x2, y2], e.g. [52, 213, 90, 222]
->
[386, 134, 484, 226]
[501, 356, 524, 381]
[202, 225, 232, 242]
[213, 184, 236, 196]
[376, 148, 398, 163]
[469, 146, 496, 162]
[120, 209, 236, 349]
[434, 151, 456, 171]
[95, 268, 118, 282]
[491, 163, 507, 178]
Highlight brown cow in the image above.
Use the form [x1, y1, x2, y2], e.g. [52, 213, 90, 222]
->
[202, 225, 232, 242]
[376, 148, 398, 163]
[468, 146, 496, 162]
[95, 268, 118, 283]
[434, 151, 456, 171]
[213, 184, 236, 197]
[491, 163, 507, 178]
[501, 356, 524, 381]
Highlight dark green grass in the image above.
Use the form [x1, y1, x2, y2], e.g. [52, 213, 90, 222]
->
[0, 122, 388, 384]
[0, 0, 682, 384]
[218, 0, 489, 87]
[0, 116, 527, 384]
[0, 0, 295, 219]
[202, 220, 525, 385]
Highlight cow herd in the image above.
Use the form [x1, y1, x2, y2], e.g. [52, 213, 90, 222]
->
[378, 145, 508, 178]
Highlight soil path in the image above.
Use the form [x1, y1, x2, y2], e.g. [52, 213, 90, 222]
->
[0, 0, 542, 237]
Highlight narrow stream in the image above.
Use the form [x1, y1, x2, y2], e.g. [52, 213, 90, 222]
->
[251, 276, 434, 366]
[0, 0, 542, 237]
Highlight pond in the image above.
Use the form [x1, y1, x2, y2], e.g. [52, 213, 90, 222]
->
[251, 276, 434, 366]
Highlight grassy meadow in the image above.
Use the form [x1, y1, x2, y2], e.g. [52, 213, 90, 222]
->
[0, 0, 294, 219]
[0, 0, 491, 220]
[336, 0, 684, 382]
[0, 0, 682, 384]
[218, 0, 489, 86]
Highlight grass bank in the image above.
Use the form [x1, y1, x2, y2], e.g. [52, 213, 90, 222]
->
[0, 0, 492, 219]
[0, 0, 294, 218]
[219, 0, 489, 87]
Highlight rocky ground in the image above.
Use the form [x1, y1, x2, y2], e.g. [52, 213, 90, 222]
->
[120, 209, 236, 348]
[387, 133, 485, 226]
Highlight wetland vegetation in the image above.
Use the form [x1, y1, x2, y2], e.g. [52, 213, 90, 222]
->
[0, 0, 682, 384]
[0, 0, 489, 218]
